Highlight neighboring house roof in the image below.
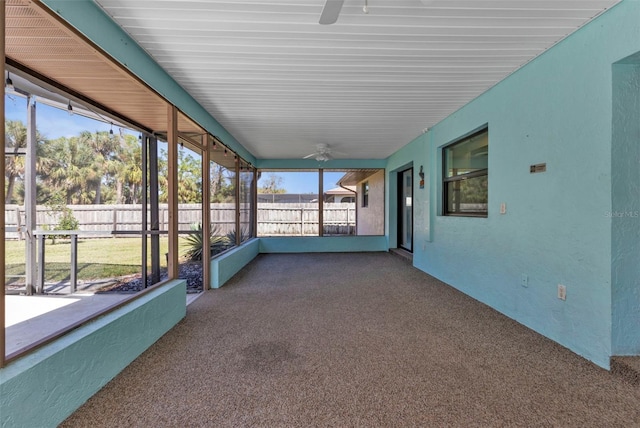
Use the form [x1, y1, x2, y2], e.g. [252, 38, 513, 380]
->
[324, 186, 356, 196]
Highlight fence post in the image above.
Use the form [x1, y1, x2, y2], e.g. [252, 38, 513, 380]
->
[15, 207, 22, 240]
[70, 234, 77, 293]
[300, 207, 304, 236]
[37, 234, 45, 294]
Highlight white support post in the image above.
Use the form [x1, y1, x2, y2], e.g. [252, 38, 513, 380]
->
[25, 97, 37, 295]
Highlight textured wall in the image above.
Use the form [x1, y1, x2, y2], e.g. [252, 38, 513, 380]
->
[259, 236, 388, 253]
[0, 281, 186, 427]
[611, 59, 640, 355]
[357, 169, 385, 236]
[211, 239, 260, 288]
[387, 2, 639, 369]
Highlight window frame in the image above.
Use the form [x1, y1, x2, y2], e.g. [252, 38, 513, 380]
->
[442, 128, 489, 217]
[362, 181, 369, 208]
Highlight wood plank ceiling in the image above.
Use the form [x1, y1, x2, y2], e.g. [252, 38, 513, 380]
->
[5, 0, 205, 140]
[9, 0, 621, 160]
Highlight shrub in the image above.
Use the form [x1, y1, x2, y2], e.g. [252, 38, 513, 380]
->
[225, 228, 249, 246]
[55, 207, 80, 233]
[183, 223, 230, 261]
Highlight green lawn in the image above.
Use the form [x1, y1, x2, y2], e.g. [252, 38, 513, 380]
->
[5, 237, 171, 284]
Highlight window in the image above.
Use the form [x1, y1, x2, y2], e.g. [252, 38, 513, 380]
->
[323, 170, 356, 236]
[443, 129, 488, 216]
[257, 171, 319, 236]
[209, 142, 237, 249]
[256, 169, 384, 237]
[362, 181, 369, 207]
[239, 160, 255, 242]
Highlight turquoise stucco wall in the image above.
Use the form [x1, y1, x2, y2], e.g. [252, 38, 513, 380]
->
[212, 237, 388, 288]
[211, 239, 260, 288]
[0, 280, 186, 427]
[259, 236, 388, 253]
[387, 1, 638, 369]
[611, 55, 640, 355]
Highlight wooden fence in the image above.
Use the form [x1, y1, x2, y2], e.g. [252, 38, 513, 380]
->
[4, 203, 356, 238]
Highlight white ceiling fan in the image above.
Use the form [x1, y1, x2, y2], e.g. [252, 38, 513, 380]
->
[303, 143, 341, 162]
[319, 0, 432, 25]
[319, 0, 345, 25]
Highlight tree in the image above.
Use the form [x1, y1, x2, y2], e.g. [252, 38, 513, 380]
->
[258, 173, 286, 194]
[38, 135, 98, 204]
[210, 163, 236, 203]
[114, 134, 143, 204]
[177, 148, 202, 203]
[3, 119, 47, 205]
[5, 120, 28, 204]
[36, 131, 143, 205]
[80, 130, 121, 204]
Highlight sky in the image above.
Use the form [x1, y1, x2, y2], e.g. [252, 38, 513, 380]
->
[261, 171, 346, 194]
[5, 93, 344, 194]
[6, 93, 113, 139]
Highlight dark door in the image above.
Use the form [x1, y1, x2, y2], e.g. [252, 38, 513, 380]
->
[398, 168, 413, 252]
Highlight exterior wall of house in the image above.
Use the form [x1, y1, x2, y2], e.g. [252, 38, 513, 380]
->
[611, 54, 640, 355]
[0, 280, 186, 427]
[386, 1, 638, 369]
[357, 169, 385, 235]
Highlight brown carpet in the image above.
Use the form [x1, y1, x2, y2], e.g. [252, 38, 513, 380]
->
[62, 253, 640, 427]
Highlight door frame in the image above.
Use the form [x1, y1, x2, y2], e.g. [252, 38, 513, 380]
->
[397, 167, 414, 252]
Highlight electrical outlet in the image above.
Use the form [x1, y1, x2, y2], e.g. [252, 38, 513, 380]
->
[500, 202, 507, 215]
[558, 284, 567, 300]
[520, 274, 528, 288]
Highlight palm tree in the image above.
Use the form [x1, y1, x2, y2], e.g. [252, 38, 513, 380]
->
[81, 130, 121, 204]
[40, 136, 96, 204]
[5, 120, 27, 204]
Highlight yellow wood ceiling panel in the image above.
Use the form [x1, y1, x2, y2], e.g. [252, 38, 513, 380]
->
[5, 0, 171, 134]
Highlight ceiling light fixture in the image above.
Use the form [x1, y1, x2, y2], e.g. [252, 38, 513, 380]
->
[363, 0, 369, 14]
[5, 72, 14, 90]
[109, 123, 114, 135]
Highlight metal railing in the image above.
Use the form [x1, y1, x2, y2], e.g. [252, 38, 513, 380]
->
[32, 230, 113, 293]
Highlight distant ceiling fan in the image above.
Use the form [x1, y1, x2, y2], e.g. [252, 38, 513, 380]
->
[319, 0, 431, 25]
[303, 144, 341, 162]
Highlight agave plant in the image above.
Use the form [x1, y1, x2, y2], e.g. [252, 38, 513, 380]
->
[225, 228, 249, 247]
[182, 223, 230, 261]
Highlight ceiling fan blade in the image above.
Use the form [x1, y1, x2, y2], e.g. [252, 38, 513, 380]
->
[303, 153, 317, 159]
[319, 0, 344, 25]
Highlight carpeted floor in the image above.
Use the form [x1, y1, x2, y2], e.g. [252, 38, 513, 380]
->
[62, 253, 640, 427]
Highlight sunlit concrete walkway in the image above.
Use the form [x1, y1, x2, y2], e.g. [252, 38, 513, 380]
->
[6, 294, 131, 356]
[6, 292, 201, 357]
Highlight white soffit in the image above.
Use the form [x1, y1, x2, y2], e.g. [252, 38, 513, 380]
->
[95, 0, 620, 160]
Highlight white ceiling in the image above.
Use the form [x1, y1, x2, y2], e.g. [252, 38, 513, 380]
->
[94, 0, 619, 160]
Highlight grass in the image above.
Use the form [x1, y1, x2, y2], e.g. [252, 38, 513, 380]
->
[5, 237, 171, 284]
